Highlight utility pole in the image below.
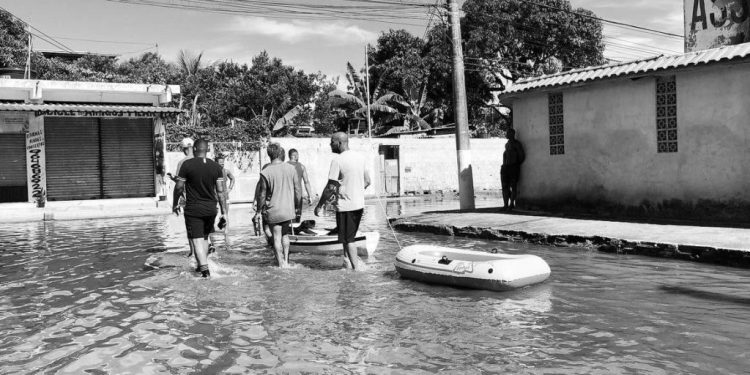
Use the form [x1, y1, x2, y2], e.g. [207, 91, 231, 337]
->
[448, 0, 475, 210]
[364, 44, 372, 138]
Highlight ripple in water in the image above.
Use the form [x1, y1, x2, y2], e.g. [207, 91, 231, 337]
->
[0, 196, 749, 374]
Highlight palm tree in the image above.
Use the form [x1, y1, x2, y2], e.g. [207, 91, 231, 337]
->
[177, 49, 204, 76]
[328, 62, 399, 134]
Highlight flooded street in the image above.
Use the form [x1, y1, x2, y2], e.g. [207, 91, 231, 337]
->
[1, 196, 749, 374]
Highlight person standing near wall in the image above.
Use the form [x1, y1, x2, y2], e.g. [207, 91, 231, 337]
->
[287, 148, 315, 222]
[173, 139, 227, 278]
[501, 128, 525, 210]
[314, 132, 371, 271]
[254, 143, 300, 268]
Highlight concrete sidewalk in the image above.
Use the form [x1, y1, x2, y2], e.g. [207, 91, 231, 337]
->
[390, 209, 750, 268]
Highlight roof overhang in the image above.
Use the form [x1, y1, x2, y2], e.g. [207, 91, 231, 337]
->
[0, 79, 180, 105]
[496, 43, 750, 100]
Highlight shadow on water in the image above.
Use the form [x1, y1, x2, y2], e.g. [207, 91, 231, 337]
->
[659, 284, 750, 306]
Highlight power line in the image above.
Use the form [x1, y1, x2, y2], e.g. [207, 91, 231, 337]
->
[516, 0, 683, 39]
[53, 36, 155, 46]
[0, 6, 75, 52]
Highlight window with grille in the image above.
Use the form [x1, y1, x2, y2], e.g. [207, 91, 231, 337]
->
[656, 76, 677, 153]
[548, 92, 564, 155]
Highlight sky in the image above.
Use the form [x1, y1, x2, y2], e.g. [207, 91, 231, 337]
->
[0, 0, 687, 83]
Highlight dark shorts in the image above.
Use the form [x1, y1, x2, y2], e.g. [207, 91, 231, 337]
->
[185, 215, 216, 239]
[336, 209, 364, 243]
[501, 164, 520, 187]
[269, 219, 292, 236]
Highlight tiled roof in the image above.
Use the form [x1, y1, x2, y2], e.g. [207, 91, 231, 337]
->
[499, 43, 750, 96]
[0, 102, 183, 114]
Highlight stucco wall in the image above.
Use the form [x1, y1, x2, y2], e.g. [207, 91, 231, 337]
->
[165, 137, 505, 203]
[512, 62, 750, 206]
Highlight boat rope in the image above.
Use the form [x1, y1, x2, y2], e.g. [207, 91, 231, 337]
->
[374, 191, 403, 250]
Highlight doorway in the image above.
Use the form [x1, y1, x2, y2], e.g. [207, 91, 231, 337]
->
[378, 144, 399, 196]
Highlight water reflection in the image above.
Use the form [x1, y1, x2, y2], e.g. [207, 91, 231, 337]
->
[0, 196, 749, 373]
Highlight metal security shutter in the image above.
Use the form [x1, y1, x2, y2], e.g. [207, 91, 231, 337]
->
[100, 118, 155, 198]
[0, 134, 28, 202]
[45, 117, 102, 201]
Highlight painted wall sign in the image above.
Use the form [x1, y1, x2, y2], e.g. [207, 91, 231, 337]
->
[25, 117, 46, 202]
[33, 110, 177, 118]
[685, 0, 750, 52]
[0, 112, 29, 133]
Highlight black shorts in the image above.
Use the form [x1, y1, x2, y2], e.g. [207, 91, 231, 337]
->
[336, 209, 363, 243]
[185, 215, 216, 239]
[269, 220, 292, 236]
[501, 164, 520, 187]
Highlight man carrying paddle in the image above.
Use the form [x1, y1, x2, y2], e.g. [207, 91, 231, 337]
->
[173, 139, 228, 278]
[314, 132, 370, 271]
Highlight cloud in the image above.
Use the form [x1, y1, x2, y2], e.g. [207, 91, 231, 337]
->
[228, 16, 377, 45]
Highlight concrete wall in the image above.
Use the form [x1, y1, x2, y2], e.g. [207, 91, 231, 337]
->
[511, 62, 750, 206]
[165, 137, 505, 203]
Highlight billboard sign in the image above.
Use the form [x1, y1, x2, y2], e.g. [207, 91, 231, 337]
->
[685, 0, 750, 52]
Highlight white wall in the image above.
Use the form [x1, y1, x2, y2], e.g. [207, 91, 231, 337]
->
[511, 62, 750, 205]
[165, 137, 506, 203]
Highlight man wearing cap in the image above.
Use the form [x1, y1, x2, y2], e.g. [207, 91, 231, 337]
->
[173, 139, 227, 278]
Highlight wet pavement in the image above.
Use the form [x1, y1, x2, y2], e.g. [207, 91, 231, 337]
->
[1, 196, 749, 374]
[392, 205, 750, 268]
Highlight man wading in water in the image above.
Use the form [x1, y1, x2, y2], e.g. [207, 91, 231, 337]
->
[314, 132, 370, 271]
[173, 139, 228, 278]
[287, 148, 315, 222]
[254, 143, 300, 268]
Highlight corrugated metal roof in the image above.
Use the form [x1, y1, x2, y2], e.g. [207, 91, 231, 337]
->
[0, 102, 183, 114]
[499, 43, 750, 97]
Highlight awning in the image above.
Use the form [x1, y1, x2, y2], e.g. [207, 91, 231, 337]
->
[0, 102, 184, 119]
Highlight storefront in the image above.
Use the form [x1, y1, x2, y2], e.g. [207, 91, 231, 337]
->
[0, 80, 181, 209]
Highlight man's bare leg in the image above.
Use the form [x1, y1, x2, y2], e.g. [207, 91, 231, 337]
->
[343, 242, 364, 271]
[187, 238, 196, 258]
[282, 233, 290, 264]
[271, 225, 288, 267]
[189, 237, 210, 277]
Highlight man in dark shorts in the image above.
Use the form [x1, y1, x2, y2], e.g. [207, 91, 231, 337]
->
[314, 132, 370, 271]
[173, 139, 227, 278]
[253, 143, 300, 268]
[501, 128, 525, 210]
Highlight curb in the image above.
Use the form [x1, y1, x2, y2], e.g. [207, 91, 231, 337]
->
[389, 218, 750, 269]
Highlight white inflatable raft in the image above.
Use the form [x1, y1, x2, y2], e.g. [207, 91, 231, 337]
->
[289, 230, 380, 257]
[394, 245, 550, 291]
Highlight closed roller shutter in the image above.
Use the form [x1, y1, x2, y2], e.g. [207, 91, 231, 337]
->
[0, 134, 28, 202]
[101, 118, 154, 198]
[45, 117, 102, 201]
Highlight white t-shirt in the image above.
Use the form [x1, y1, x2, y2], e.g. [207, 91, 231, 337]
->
[328, 150, 366, 212]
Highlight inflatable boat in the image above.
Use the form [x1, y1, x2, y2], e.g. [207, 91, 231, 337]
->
[289, 230, 380, 257]
[394, 245, 550, 291]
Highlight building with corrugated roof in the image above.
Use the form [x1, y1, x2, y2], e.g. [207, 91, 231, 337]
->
[496, 43, 750, 214]
[0, 78, 181, 220]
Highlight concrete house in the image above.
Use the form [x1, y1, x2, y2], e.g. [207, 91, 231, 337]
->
[497, 43, 750, 212]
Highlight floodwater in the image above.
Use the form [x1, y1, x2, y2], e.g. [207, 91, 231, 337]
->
[1, 196, 749, 374]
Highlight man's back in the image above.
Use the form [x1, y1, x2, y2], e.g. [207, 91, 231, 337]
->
[178, 157, 223, 216]
[329, 150, 366, 212]
[260, 162, 298, 223]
